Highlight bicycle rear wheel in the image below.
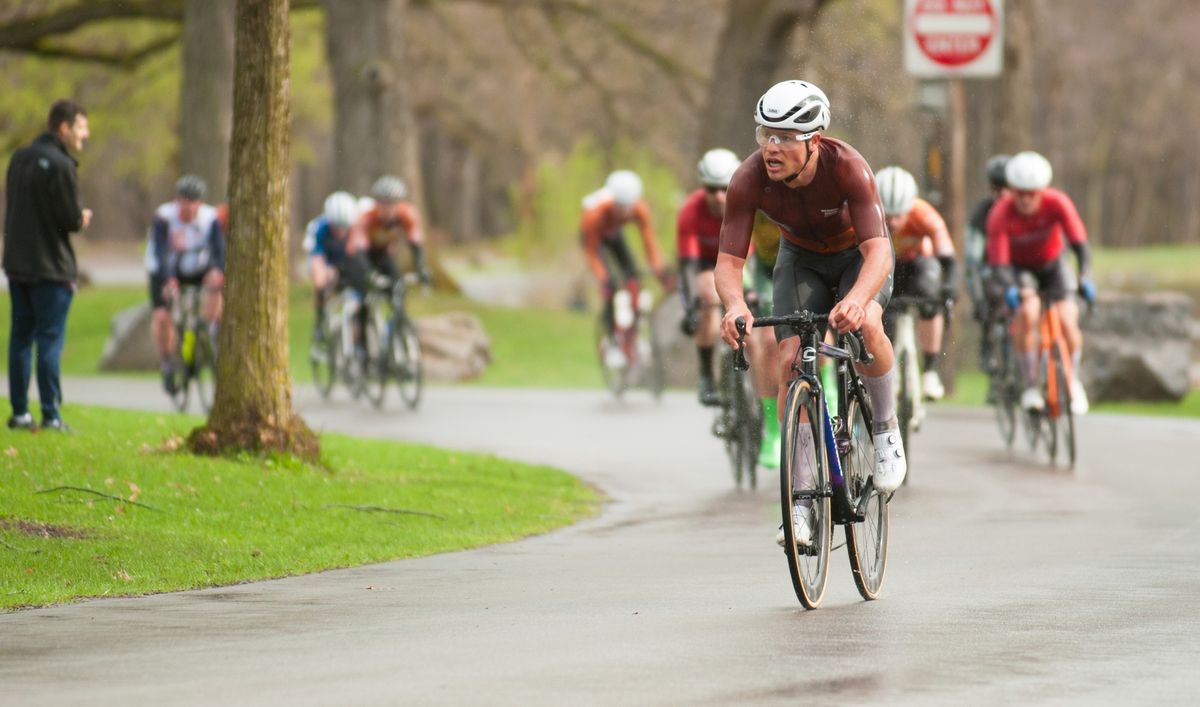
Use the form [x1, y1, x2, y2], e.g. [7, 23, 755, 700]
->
[843, 393, 890, 600]
[896, 349, 914, 473]
[390, 317, 423, 410]
[780, 379, 831, 609]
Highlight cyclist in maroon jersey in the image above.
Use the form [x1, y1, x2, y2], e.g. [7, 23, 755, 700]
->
[987, 150, 1095, 414]
[678, 148, 741, 407]
[714, 80, 904, 547]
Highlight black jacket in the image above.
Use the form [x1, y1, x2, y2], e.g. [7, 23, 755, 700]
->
[3, 132, 84, 283]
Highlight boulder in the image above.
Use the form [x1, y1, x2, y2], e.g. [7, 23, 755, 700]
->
[414, 312, 492, 382]
[1079, 291, 1194, 402]
[99, 304, 158, 372]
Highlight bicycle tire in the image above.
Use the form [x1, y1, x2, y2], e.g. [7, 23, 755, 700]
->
[311, 321, 338, 400]
[780, 379, 831, 609]
[192, 328, 216, 414]
[992, 340, 1018, 449]
[167, 349, 189, 413]
[595, 318, 626, 398]
[1047, 345, 1076, 467]
[843, 393, 890, 600]
[362, 315, 387, 409]
[391, 317, 423, 410]
[741, 371, 762, 490]
[718, 355, 744, 488]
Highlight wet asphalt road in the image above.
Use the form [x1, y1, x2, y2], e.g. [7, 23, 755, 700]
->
[3, 380, 1199, 705]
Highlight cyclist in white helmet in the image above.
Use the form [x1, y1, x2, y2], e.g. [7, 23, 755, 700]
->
[351, 175, 432, 289]
[581, 170, 671, 348]
[986, 151, 1095, 414]
[678, 148, 742, 407]
[715, 79, 905, 547]
[303, 191, 368, 341]
[876, 166, 958, 400]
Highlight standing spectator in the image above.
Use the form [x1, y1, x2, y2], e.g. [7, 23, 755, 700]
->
[2, 99, 92, 431]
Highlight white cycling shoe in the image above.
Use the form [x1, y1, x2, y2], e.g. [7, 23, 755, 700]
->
[1021, 386, 1045, 412]
[921, 370, 945, 401]
[602, 339, 627, 369]
[1070, 379, 1090, 415]
[872, 429, 907, 492]
[775, 504, 812, 547]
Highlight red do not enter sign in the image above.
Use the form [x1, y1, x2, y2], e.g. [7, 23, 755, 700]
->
[912, 0, 998, 67]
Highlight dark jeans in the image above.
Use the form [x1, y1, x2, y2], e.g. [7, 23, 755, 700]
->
[8, 280, 74, 421]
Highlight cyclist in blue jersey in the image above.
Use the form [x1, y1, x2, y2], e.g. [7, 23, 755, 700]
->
[304, 191, 367, 341]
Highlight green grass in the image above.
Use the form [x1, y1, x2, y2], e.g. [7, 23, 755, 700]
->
[1093, 390, 1200, 419]
[1093, 243, 1200, 297]
[0, 402, 600, 610]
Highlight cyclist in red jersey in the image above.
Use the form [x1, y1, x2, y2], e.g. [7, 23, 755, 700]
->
[350, 175, 432, 287]
[987, 150, 1095, 414]
[678, 148, 741, 406]
[581, 170, 670, 365]
[875, 166, 958, 400]
[715, 80, 904, 547]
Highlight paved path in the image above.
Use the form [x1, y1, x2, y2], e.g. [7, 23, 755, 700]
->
[3, 380, 1199, 705]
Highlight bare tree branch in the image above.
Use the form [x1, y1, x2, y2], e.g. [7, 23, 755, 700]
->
[36, 486, 160, 511]
[28, 31, 181, 69]
[323, 504, 445, 520]
[421, 0, 706, 93]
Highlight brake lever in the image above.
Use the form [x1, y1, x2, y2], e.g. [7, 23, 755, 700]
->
[733, 317, 750, 372]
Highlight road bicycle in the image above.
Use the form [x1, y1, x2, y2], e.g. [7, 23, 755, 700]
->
[362, 272, 424, 410]
[1031, 300, 1077, 467]
[715, 339, 762, 490]
[885, 295, 929, 473]
[736, 311, 889, 609]
[164, 283, 217, 414]
[310, 288, 369, 401]
[595, 283, 665, 399]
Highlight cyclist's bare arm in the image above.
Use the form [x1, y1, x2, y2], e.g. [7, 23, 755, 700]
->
[716, 165, 758, 347]
[831, 160, 889, 332]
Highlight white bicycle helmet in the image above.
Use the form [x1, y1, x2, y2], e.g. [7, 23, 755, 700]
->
[1005, 151, 1053, 190]
[875, 166, 918, 217]
[697, 148, 740, 189]
[754, 80, 831, 137]
[605, 170, 643, 207]
[370, 175, 407, 203]
[323, 191, 358, 228]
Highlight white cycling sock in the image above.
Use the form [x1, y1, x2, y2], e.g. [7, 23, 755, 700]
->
[1072, 349, 1082, 382]
[862, 367, 898, 433]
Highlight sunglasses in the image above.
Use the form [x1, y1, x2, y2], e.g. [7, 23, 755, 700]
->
[755, 125, 814, 147]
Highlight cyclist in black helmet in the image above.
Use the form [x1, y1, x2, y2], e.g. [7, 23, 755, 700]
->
[965, 155, 1009, 373]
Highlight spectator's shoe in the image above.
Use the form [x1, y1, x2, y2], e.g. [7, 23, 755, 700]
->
[872, 429, 907, 492]
[41, 418, 73, 433]
[1070, 379, 1090, 415]
[921, 370, 945, 401]
[7, 413, 35, 431]
[1021, 386, 1045, 412]
[776, 504, 813, 547]
[698, 376, 721, 407]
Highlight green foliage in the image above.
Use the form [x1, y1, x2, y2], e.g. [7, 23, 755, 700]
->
[509, 137, 684, 263]
[0, 402, 598, 609]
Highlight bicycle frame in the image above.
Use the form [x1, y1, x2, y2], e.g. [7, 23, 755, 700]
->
[1039, 303, 1073, 419]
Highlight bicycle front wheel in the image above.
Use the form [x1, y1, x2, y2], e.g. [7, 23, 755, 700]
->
[362, 315, 388, 409]
[192, 328, 216, 414]
[780, 379, 831, 609]
[595, 318, 627, 398]
[991, 342, 1018, 449]
[843, 393, 890, 601]
[391, 317, 423, 410]
[311, 324, 338, 400]
[1046, 346, 1076, 467]
[896, 349, 914, 472]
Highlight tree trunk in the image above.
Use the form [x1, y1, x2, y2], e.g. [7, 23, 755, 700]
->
[699, 0, 828, 158]
[998, 0, 1037, 152]
[323, 0, 422, 208]
[180, 0, 236, 201]
[189, 0, 318, 460]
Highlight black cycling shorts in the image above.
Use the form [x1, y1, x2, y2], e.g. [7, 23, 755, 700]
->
[149, 269, 210, 309]
[598, 234, 641, 290]
[1016, 254, 1077, 303]
[892, 256, 943, 320]
[772, 239, 894, 341]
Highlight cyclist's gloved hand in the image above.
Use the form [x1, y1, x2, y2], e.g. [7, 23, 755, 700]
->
[680, 303, 699, 336]
[1079, 278, 1097, 305]
[1004, 286, 1021, 311]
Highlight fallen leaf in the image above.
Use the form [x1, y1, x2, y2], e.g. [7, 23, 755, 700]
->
[104, 477, 115, 487]
[115, 504, 126, 515]
[4, 447, 17, 458]
[115, 570, 133, 582]
[127, 482, 141, 503]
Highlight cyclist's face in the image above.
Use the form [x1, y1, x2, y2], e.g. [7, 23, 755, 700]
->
[177, 197, 201, 223]
[1013, 188, 1042, 216]
[759, 130, 815, 182]
[703, 186, 726, 215]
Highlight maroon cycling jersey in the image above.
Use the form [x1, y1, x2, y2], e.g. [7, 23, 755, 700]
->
[986, 188, 1087, 269]
[675, 188, 723, 262]
[719, 136, 885, 258]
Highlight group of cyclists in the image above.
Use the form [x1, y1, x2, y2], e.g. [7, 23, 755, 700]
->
[143, 174, 430, 397]
[580, 79, 1096, 548]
